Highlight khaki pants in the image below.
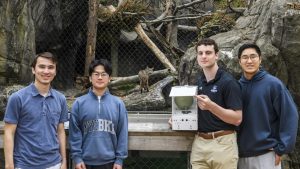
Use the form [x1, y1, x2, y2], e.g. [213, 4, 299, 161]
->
[190, 133, 238, 169]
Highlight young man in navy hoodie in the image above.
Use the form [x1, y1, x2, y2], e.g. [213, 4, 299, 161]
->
[237, 43, 298, 169]
[69, 59, 128, 169]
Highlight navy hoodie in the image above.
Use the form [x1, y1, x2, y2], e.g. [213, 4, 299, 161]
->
[238, 69, 298, 157]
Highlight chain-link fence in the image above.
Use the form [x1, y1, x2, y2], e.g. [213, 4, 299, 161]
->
[38, 0, 242, 91]
[35, 0, 207, 91]
[0, 150, 190, 169]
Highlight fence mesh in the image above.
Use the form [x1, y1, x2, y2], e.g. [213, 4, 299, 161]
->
[35, 0, 208, 91]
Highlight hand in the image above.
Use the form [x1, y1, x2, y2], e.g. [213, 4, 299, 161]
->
[168, 117, 172, 128]
[113, 164, 122, 169]
[60, 160, 67, 169]
[5, 163, 14, 169]
[75, 162, 86, 169]
[195, 95, 212, 110]
[275, 154, 281, 166]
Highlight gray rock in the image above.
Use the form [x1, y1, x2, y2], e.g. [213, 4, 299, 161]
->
[179, 0, 300, 167]
[0, 1, 36, 85]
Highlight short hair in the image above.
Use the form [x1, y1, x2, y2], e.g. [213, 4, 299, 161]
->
[31, 52, 57, 68]
[238, 43, 261, 59]
[88, 59, 112, 76]
[195, 38, 219, 53]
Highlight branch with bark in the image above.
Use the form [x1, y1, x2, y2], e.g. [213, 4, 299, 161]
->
[174, 0, 208, 14]
[110, 68, 172, 87]
[149, 0, 173, 24]
[134, 23, 176, 72]
[148, 24, 184, 57]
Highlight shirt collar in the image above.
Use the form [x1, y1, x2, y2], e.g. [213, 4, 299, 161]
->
[200, 68, 224, 84]
[30, 83, 54, 97]
[88, 87, 109, 98]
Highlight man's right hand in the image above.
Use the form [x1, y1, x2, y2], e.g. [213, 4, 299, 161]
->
[75, 162, 86, 169]
[5, 163, 14, 169]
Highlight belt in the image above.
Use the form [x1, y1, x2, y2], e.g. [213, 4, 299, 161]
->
[197, 130, 235, 139]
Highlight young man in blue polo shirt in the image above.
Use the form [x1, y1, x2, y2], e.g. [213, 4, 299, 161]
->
[190, 38, 243, 169]
[4, 52, 69, 169]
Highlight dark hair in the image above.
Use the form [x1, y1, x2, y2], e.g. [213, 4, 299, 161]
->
[89, 59, 112, 76]
[31, 52, 57, 68]
[195, 38, 219, 53]
[238, 43, 261, 59]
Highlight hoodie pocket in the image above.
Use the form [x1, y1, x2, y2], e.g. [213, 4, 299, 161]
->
[82, 136, 115, 162]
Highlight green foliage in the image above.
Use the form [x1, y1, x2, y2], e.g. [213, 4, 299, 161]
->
[214, 0, 246, 9]
[116, 83, 136, 91]
[196, 12, 236, 38]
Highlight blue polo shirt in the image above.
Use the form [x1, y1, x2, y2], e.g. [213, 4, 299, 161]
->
[4, 83, 68, 169]
[197, 68, 242, 132]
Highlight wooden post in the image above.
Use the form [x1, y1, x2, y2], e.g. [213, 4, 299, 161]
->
[84, 0, 98, 76]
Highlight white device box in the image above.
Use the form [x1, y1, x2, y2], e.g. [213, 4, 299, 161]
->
[169, 86, 198, 130]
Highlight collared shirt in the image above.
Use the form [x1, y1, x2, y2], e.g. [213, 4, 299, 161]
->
[4, 83, 68, 169]
[197, 68, 242, 132]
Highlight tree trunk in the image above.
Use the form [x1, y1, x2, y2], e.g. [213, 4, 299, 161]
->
[84, 0, 98, 76]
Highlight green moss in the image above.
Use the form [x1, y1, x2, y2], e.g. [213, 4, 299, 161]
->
[214, 0, 246, 9]
[116, 83, 136, 91]
[196, 12, 236, 38]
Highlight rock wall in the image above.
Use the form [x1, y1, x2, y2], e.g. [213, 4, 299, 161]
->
[213, 0, 300, 101]
[0, 0, 36, 85]
[0, 0, 88, 88]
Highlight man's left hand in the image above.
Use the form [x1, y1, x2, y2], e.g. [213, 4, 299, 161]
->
[113, 164, 122, 169]
[275, 154, 281, 166]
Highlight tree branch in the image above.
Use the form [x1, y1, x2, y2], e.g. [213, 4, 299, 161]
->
[144, 13, 212, 23]
[174, 0, 208, 14]
[134, 23, 176, 72]
[110, 69, 171, 87]
[149, 0, 173, 24]
[178, 25, 198, 32]
[148, 24, 184, 57]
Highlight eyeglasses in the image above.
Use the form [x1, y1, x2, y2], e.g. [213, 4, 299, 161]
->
[240, 54, 259, 61]
[92, 72, 109, 78]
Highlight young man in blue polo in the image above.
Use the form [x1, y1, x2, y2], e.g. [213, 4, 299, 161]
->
[4, 52, 68, 169]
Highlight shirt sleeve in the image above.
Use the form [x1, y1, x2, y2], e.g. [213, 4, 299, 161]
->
[114, 100, 128, 166]
[273, 88, 298, 156]
[59, 95, 69, 123]
[223, 80, 243, 110]
[4, 93, 21, 124]
[68, 100, 84, 165]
